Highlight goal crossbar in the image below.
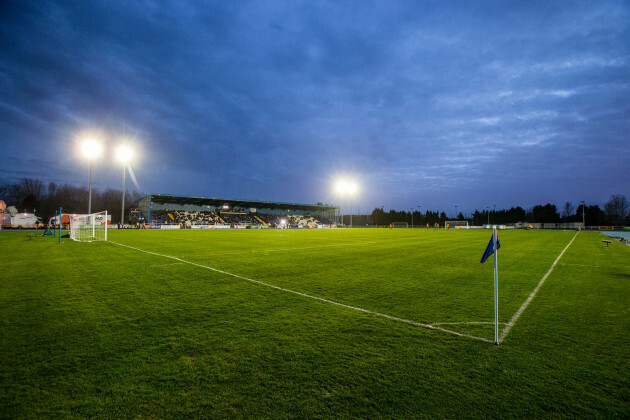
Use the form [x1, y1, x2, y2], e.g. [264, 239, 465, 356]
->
[391, 222, 409, 228]
[70, 211, 108, 242]
[445, 220, 469, 229]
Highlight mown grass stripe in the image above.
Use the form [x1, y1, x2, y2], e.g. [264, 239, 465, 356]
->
[499, 231, 579, 343]
[109, 240, 494, 343]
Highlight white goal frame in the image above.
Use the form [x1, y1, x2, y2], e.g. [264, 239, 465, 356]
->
[445, 220, 469, 229]
[70, 211, 108, 242]
[391, 222, 409, 228]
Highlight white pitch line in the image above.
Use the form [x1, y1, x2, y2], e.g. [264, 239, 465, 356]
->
[109, 240, 492, 344]
[432, 321, 508, 326]
[498, 231, 579, 343]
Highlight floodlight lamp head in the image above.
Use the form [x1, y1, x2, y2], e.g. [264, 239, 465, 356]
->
[336, 180, 349, 194]
[116, 145, 133, 163]
[81, 139, 102, 159]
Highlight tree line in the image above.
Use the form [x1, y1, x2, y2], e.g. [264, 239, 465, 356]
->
[368, 195, 628, 227]
[2, 178, 627, 226]
[0, 178, 142, 223]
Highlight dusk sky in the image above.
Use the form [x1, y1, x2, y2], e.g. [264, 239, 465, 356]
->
[1, 1, 628, 214]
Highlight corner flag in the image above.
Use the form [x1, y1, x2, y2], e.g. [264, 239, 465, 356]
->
[480, 230, 500, 263]
[481, 228, 500, 344]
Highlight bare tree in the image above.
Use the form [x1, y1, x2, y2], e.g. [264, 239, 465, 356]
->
[100, 188, 123, 222]
[562, 201, 575, 219]
[20, 178, 45, 199]
[1, 183, 22, 208]
[604, 194, 629, 225]
[2, 178, 147, 220]
[0, 178, 45, 213]
[47, 182, 57, 196]
[19, 178, 46, 213]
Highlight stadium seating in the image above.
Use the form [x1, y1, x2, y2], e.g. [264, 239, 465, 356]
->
[148, 210, 334, 228]
[314, 216, 334, 225]
[287, 215, 319, 228]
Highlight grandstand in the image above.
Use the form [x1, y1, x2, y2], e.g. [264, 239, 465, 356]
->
[137, 194, 337, 228]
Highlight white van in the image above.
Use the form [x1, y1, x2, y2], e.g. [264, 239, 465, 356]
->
[12, 213, 42, 229]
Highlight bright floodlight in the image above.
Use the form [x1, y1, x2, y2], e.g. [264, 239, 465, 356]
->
[81, 139, 102, 159]
[116, 145, 133, 162]
[336, 180, 357, 194]
[336, 181, 348, 194]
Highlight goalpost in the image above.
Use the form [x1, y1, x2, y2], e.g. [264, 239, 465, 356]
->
[391, 222, 409, 228]
[445, 220, 469, 229]
[70, 211, 108, 242]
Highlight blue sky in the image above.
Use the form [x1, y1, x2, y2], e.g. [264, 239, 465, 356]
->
[1, 0, 628, 214]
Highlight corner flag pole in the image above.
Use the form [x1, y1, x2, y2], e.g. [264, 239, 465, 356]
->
[480, 227, 501, 344]
[493, 227, 499, 345]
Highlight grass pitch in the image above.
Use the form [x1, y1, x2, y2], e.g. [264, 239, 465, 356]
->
[1, 228, 629, 417]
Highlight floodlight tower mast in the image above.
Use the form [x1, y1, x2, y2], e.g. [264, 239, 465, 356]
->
[81, 140, 102, 214]
[350, 199, 353, 228]
[339, 197, 343, 226]
[348, 182, 357, 228]
[122, 165, 126, 223]
[336, 181, 347, 227]
[88, 163, 93, 214]
[117, 145, 133, 225]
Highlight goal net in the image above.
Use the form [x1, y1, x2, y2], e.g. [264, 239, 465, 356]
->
[70, 211, 108, 242]
[392, 222, 409, 228]
[445, 220, 469, 229]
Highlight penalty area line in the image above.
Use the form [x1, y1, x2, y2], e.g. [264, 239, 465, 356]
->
[109, 240, 493, 344]
[498, 231, 579, 344]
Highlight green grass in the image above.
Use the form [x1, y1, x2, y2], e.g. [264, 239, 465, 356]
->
[1, 228, 629, 418]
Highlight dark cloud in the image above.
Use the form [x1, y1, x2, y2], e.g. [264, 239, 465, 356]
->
[1, 0, 628, 212]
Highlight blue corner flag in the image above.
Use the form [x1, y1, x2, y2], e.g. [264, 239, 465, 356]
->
[480, 230, 500, 263]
